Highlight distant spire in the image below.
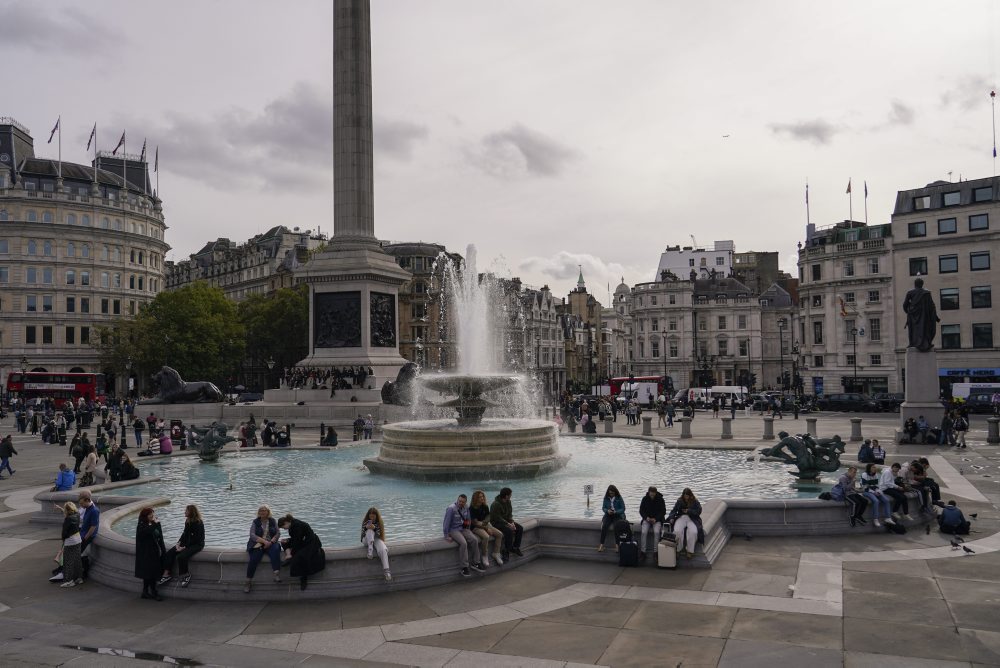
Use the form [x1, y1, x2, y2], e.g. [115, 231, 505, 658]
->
[577, 265, 585, 290]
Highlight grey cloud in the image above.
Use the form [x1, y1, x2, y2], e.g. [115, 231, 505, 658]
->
[940, 75, 993, 110]
[373, 119, 429, 161]
[769, 119, 841, 145]
[519, 252, 632, 295]
[887, 100, 915, 126]
[117, 82, 334, 192]
[0, 4, 126, 53]
[467, 123, 577, 178]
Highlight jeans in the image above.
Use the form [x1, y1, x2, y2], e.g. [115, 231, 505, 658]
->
[364, 529, 390, 571]
[163, 544, 202, 575]
[844, 492, 869, 519]
[448, 528, 480, 568]
[600, 514, 620, 546]
[0, 457, 12, 475]
[246, 542, 282, 578]
[882, 487, 909, 514]
[134, 430, 143, 446]
[639, 520, 661, 553]
[674, 515, 698, 552]
[863, 491, 891, 519]
[496, 521, 523, 557]
[473, 524, 503, 560]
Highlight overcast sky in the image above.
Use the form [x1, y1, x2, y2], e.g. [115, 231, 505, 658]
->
[5, 0, 999, 300]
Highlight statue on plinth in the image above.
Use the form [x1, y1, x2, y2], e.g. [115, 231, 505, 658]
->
[191, 422, 235, 462]
[141, 366, 224, 404]
[903, 278, 939, 352]
[760, 431, 845, 480]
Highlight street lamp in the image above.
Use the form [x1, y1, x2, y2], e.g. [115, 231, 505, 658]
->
[849, 327, 859, 392]
[125, 355, 132, 399]
[777, 318, 788, 392]
[660, 332, 668, 392]
[791, 342, 801, 399]
[20, 356, 28, 376]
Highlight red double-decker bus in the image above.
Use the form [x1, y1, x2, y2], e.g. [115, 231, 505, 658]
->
[608, 376, 671, 403]
[6, 372, 107, 407]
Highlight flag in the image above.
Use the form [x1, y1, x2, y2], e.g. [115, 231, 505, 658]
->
[47, 117, 60, 144]
[154, 146, 158, 173]
[112, 130, 125, 155]
[140, 139, 147, 162]
[845, 179, 852, 194]
[864, 181, 868, 198]
[86, 123, 96, 151]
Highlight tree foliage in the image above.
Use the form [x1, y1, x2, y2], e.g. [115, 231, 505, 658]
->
[237, 284, 309, 379]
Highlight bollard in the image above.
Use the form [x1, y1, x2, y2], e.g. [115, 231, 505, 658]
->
[320, 422, 325, 441]
[849, 417, 863, 442]
[641, 416, 653, 436]
[762, 416, 775, 440]
[988, 417, 1000, 444]
[679, 416, 693, 439]
[604, 417, 614, 434]
[806, 417, 818, 437]
[721, 417, 733, 440]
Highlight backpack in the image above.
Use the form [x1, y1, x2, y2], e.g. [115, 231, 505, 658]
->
[614, 518, 633, 542]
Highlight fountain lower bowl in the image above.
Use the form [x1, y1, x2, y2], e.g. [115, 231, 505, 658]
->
[364, 418, 567, 481]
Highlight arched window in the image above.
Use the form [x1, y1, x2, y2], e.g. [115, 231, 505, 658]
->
[81, 214, 90, 226]
[81, 244, 90, 258]
[42, 211, 53, 223]
[130, 250, 135, 263]
[26, 210, 37, 222]
[66, 269, 75, 285]
[67, 242, 76, 257]
[27, 240, 37, 255]
[129, 222, 135, 233]
[101, 246, 109, 261]
[129, 275, 135, 289]
[138, 276, 144, 291]
[43, 241, 53, 256]
[115, 219, 122, 231]
[69, 366, 85, 373]
[138, 251, 144, 265]
[114, 273, 121, 288]
[0, 210, 7, 221]
[114, 248, 121, 262]
[102, 217, 110, 229]
[139, 224, 146, 236]
[66, 213, 76, 225]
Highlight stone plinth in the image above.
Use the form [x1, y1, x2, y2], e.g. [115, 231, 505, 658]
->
[641, 416, 652, 436]
[806, 417, 818, 437]
[988, 417, 1000, 444]
[721, 417, 733, 439]
[850, 417, 863, 442]
[900, 347, 941, 432]
[679, 417, 692, 439]
[762, 417, 775, 440]
[604, 417, 614, 433]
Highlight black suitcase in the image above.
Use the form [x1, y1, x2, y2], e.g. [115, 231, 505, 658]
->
[618, 540, 640, 567]
[614, 518, 633, 543]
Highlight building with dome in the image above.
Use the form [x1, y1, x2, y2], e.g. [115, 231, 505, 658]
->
[0, 117, 168, 391]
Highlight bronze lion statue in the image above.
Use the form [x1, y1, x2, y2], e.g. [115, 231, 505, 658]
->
[141, 366, 224, 404]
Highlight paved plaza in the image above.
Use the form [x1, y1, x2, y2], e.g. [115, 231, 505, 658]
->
[2, 411, 1000, 666]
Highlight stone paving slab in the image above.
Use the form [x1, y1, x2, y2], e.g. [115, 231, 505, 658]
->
[598, 628, 726, 667]
[728, 608, 843, 650]
[296, 627, 387, 659]
[534, 596, 640, 629]
[403, 620, 520, 652]
[844, 651, 973, 667]
[844, 617, 972, 662]
[624, 600, 736, 638]
[717, 637, 843, 668]
[363, 641, 460, 667]
[491, 619, 619, 665]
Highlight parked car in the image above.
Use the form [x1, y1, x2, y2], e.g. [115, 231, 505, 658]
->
[873, 392, 904, 412]
[237, 392, 264, 403]
[965, 392, 997, 414]
[816, 393, 879, 412]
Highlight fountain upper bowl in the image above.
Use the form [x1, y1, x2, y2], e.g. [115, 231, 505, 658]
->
[419, 374, 521, 396]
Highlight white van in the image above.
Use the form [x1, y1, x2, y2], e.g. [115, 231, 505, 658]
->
[674, 386, 748, 406]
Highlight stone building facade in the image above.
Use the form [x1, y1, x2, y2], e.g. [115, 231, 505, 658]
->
[0, 117, 168, 388]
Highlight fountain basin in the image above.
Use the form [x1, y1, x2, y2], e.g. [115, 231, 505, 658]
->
[365, 418, 567, 481]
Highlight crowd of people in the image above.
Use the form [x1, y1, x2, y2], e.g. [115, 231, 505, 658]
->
[282, 366, 376, 391]
[596, 484, 704, 560]
[902, 407, 971, 447]
[831, 455, 946, 528]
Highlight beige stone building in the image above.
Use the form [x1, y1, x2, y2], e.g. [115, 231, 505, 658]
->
[796, 220, 897, 396]
[0, 117, 168, 389]
[890, 176, 1000, 395]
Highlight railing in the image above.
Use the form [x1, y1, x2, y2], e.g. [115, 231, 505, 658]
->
[836, 242, 858, 252]
[807, 246, 825, 256]
[862, 239, 885, 249]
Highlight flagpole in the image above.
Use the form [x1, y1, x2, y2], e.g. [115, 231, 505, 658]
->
[57, 115, 61, 179]
[122, 134, 127, 200]
[864, 180, 868, 225]
[848, 178, 853, 222]
[93, 125, 98, 184]
[805, 181, 810, 225]
[992, 90, 997, 177]
[155, 147, 159, 197]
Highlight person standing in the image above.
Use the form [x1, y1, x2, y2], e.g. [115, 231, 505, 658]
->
[954, 412, 969, 448]
[666, 401, 675, 427]
[0, 434, 16, 478]
[58, 502, 84, 588]
[638, 486, 666, 560]
[135, 507, 166, 600]
[133, 416, 145, 448]
[489, 487, 523, 561]
[443, 494, 484, 577]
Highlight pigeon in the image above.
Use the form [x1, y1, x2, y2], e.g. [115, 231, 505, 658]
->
[963, 545, 975, 555]
[951, 540, 962, 550]
[745, 533, 754, 541]
[954, 535, 965, 543]
[970, 513, 979, 520]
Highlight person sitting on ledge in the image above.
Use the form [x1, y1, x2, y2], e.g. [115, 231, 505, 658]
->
[915, 458, 943, 507]
[52, 463, 76, 491]
[490, 487, 523, 561]
[638, 486, 666, 561]
[857, 439, 874, 464]
[871, 439, 886, 465]
[321, 426, 338, 447]
[916, 415, 930, 442]
[159, 504, 205, 589]
[860, 463, 895, 528]
[938, 500, 971, 535]
[667, 487, 704, 559]
[597, 484, 626, 553]
[361, 507, 392, 582]
[879, 462, 914, 521]
[274, 426, 291, 448]
[902, 418, 919, 444]
[443, 494, 484, 578]
[470, 490, 503, 567]
[244, 505, 282, 593]
[278, 512, 325, 591]
[831, 465, 869, 527]
[119, 453, 140, 481]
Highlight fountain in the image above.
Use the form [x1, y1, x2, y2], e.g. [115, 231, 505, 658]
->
[363, 245, 567, 481]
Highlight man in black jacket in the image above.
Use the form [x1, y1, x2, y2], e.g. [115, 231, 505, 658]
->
[638, 486, 667, 560]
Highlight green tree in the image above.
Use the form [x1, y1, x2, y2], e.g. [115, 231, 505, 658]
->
[238, 284, 309, 387]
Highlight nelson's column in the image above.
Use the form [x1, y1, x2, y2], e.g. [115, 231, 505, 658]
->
[294, 0, 411, 388]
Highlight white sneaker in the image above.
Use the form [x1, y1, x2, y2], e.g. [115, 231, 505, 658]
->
[873, 519, 881, 528]
[384, 570, 392, 582]
[884, 517, 896, 526]
[482, 556, 490, 567]
[367, 547, 373, 560]
[493, 552, 504, 566]
[60, 580, 77, 588]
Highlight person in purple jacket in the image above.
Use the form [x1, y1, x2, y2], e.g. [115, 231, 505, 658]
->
[443, 494, 485, 578]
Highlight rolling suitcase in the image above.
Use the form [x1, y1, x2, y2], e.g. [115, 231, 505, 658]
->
[657, 534, 677, 569]
[618, 540, 640, 567]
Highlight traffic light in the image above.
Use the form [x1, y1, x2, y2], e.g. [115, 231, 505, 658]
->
[750, 373, 757, 388]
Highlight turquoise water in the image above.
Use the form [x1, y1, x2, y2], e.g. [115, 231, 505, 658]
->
[112, 437, 822, 548]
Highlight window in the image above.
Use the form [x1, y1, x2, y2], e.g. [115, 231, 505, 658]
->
[739, 339, 749, 356]
[738, 315, 747, 329]
[940, 288, 959, 310]
[651, 340, 660, 358]
[700, 257, 706, 266]
[25, 326, 36, 344]
[970, 214, 989, 231]
[0, 240, 5, 254]
[650, 295, 656, 306]
[811, 264, 821, 281]
[715, 256, 725, 266]
[688, 258, 695, 267]
[66, 296, 76, 313]
[42, 295, 52, 312]
[868, 290, 880, 303]
[101, 246, 109, 261]
[844, 292, 855, 304]
[870, 318, 881, 341]
[909, 257, 928, 276]
[66, 327, 75, 345]
[669, 342, 678, 357]
[870, 354, 882, 366]
[718, 316, 727, 329]
[973, 324, 994, 349]
[812, 295, 822, 307]
[0, 267, 7, 283]
[66, 213, 76, 225]
[937, 218, 957, 234]
[26, 210, 37, 222]
[939, 254, 958, 273]
[638, 319, 644, 333]
[846, 354, 856, 367]
[908, 222, 927, 238]
[941, 324, 961, 349]
[813, 355, 824, 367]
[943, 191, 961, 206]
[80, 327, 90, 344]
[67, 242, 76, 257]
[26, 267, 37, 283]
[65, 270, 75, 285]
[102, 217, 110, 229]
[718, 339, 728, 355]
[668, 294, 676, 305]
[130, 250, 135, 263]
[914, 196, 931, 210]
[668, 319, 677, 331]
[973, 186, 993, 202]
[81, 244, 89, 259]
[699, 319, 706, 331]
[42, 326, 52, 344]
[81, 214, 90, 226]
[972, 286, 992, 309]
[845, 319, 856, 339]
[26, 295, 36, 312]
[843, 260, 854, 277]
[868, 258, 880, 274]
[650, 319, 659, 332]
[80, 271, 89, 286]
[138, 276, 144, 291]
[970, 252, 991, 271]
[101, 298, 109, 315]
[114, 273, 121, 288]
[638, 341, 645, 357]
[813, 321, 823, 345]
[100, 272, 109, 288]
[43, 241, 52, 256]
